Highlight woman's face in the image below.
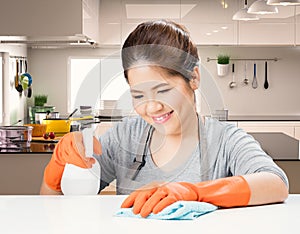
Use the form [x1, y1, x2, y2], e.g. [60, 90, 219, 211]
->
[127, 65, 199, 136]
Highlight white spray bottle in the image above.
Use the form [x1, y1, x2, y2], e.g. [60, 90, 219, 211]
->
[61, 127, 101, 195]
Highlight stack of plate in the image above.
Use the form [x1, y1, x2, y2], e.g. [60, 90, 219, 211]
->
[98, 100, 122, 117]
[80, 106, 92, 115]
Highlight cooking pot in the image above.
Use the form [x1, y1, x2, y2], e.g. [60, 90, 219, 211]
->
[0, 126, 33, 148]
[47, 112, 60, 119]
[35, 112, 47, 124]
[42, 119, 71, 134]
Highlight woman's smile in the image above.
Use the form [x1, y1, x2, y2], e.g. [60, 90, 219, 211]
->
[152, 110, 174, 124]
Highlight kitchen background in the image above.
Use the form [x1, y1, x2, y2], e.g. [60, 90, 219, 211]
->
[1, 0, 300, 125]
[1, 0, 300, 195]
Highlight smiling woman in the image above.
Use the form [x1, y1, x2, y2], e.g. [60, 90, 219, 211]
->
[41, 19, 288, 219]
[127, 65, 198, 137]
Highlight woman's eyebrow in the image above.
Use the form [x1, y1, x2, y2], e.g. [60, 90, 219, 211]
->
[130, 83, 170, 93]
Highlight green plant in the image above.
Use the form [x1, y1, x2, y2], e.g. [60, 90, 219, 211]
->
[34, 95, 48, 106]
[217, 54, 230, 65]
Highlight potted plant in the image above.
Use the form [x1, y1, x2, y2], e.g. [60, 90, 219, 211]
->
[217, 54, 230, 77]
[34, 94, 48, 106]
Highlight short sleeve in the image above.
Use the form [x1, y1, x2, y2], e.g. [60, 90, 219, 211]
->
[224, 125, 289, 187]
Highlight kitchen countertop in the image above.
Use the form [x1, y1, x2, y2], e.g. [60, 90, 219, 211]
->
[0, 142, 55, 154]
[0, 194, 299, 234]
[249, 132, 299, 160]
[1, 114, 300, 154]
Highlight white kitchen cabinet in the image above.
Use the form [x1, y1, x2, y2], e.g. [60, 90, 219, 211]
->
[296, 6, 300, 45]
[99, 0, 185, 46]
[98, 0, 298, 46]
[181, 0, 238, 45]
[238, 5, 295, 45]
[294, 127, 300, 140]
[98, 0, 122, 45]
[237, 121, 296, 138]
[184, 22, 238, 45]
[99, 0, 239, 46]
[0, 0, 99, 43]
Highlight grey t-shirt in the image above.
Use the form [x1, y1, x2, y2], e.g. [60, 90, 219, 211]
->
[96, 116, 288, 195]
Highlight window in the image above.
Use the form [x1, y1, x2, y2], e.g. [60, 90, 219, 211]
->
[68, 57, 132, 115]
[68, 57, 225, 118]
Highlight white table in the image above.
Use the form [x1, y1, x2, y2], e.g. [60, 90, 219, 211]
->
[0, 195, 299, 234]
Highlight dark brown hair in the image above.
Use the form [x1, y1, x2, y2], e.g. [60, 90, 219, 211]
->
[121, 20, 199, 82]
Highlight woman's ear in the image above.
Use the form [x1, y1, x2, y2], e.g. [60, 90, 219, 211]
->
[189, 66, 200, 90]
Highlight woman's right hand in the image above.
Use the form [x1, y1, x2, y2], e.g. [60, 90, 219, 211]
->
[41, 132, 102, 193]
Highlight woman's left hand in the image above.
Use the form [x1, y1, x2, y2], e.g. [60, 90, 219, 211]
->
[121, 176, 254, 218]
[121, 181, 198, 218]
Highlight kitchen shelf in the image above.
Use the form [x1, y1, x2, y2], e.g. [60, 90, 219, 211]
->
[206, 57, 279, 62]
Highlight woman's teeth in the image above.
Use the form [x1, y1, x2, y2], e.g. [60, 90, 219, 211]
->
[153, 111, 173, 123]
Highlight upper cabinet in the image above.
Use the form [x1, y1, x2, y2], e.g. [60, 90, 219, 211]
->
[98, 0, 299, 46]
[1, 0, 297, 46]
[0, 0, 99, 45]
[180, 0, 238, 45]
[296, 6, 300, 45]
[99, 0, 122, 45]
[99, 0, 238, 46]
[238, 4, 296, 45]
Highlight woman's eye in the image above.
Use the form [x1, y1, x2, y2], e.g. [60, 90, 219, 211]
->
[132, 94, 144, 99]
[158, 88, 172, 94]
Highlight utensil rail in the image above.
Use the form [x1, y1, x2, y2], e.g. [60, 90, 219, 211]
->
[207, 57, 279, 62]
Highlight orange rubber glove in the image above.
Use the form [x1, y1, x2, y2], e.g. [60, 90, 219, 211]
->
[43, 132, 102, 191]
[121, 176, 251, 218]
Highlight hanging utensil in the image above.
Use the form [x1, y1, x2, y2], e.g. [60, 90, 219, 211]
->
[20, 72, 32, 98]
[27, 86, 32, 98]
[243, 62, 249, 85]
[252, 62, 258, 89]
[15, 59, 23, 93]
[24, 59, 32, 98]
[19, 59, 22, 74]
[14, 60, 18, 89]
[229, 63, 237, 88]
[67, 108, 78, 119]
[264, 61, 269, 89]
[24, 60, 28, 72]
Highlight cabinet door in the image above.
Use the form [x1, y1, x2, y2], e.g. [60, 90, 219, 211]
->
[294, 127, 300, 140]
[0, 0, 81, 36]
[237, 121, 295, 138]
[99, 0, 122, 45]
[275, 161, 300, 193]
[238, 6, 295, 45]
[99, 0, 238, 46]
[0, 0, 99, 43]
[181, 0, 238, 45]
[296, 6, 300, 45]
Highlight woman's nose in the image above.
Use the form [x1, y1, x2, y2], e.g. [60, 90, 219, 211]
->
[146, 100, 163, 113]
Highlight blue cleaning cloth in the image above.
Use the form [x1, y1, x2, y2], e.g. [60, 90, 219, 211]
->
[115, 201, 217, 220]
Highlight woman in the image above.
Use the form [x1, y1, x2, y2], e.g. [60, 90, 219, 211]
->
[40, 20, 288, 218]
